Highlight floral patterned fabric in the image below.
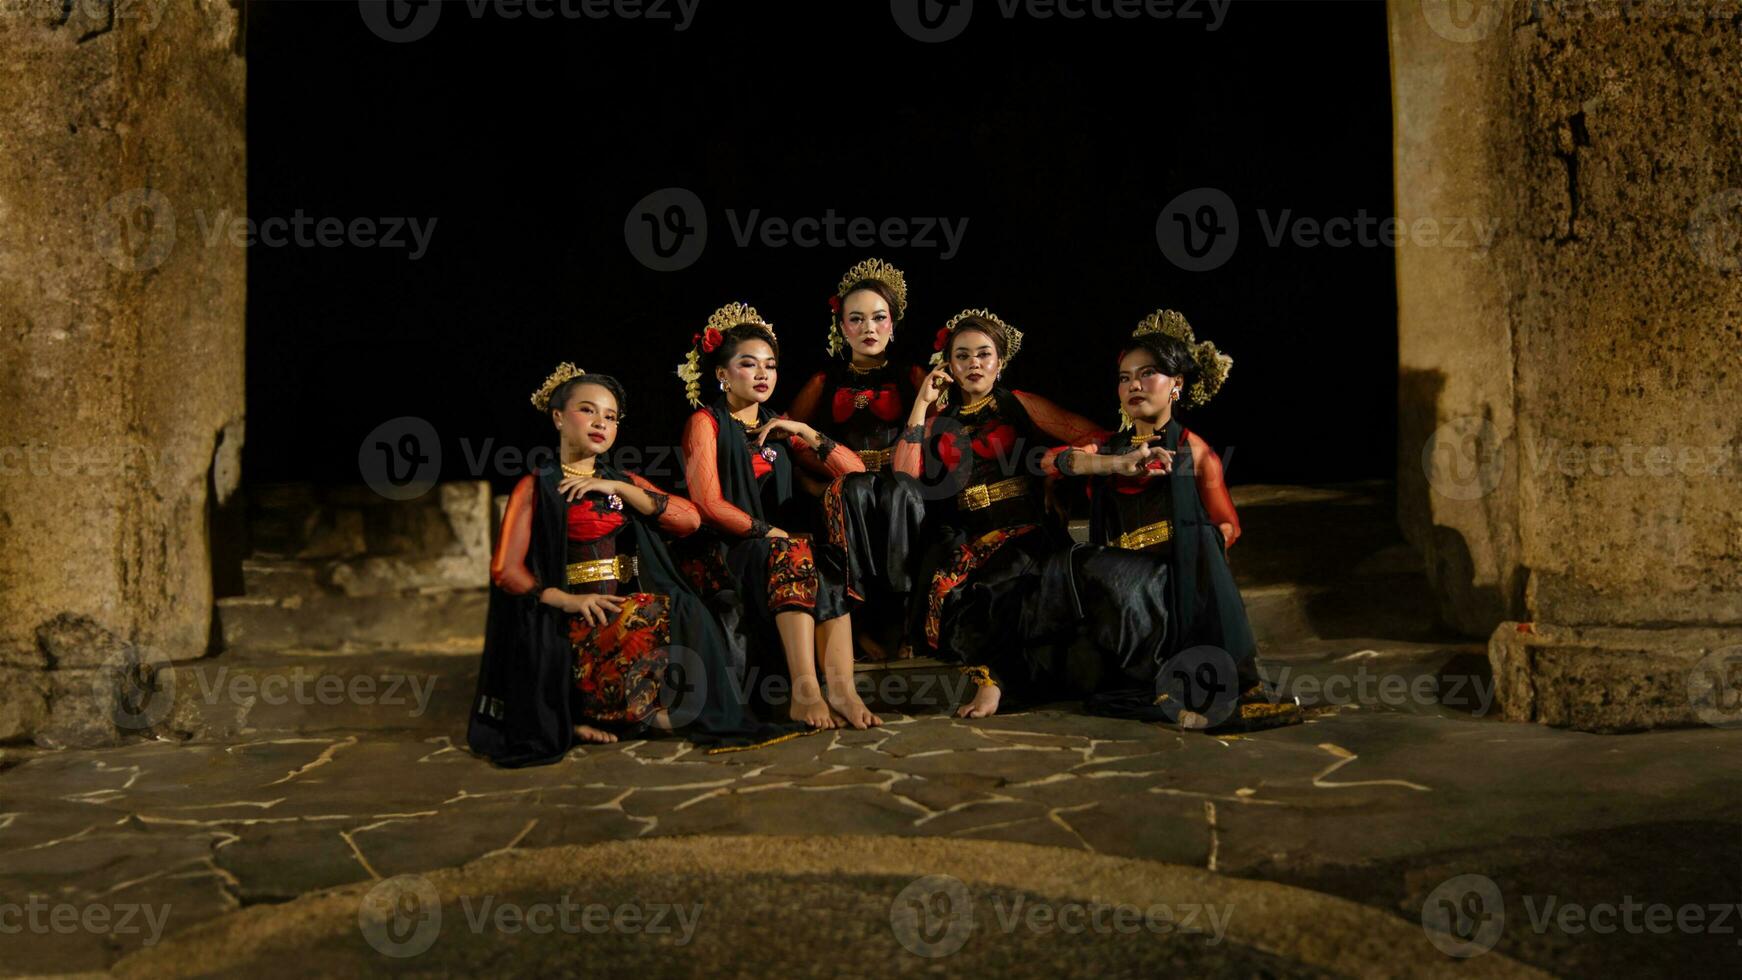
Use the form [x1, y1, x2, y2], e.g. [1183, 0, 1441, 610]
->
[766, 536, 820, 613]
[570, 592, 672, 723]
[924, 525, 1037, 649]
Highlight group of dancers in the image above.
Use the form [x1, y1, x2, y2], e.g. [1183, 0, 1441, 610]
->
[468, 259, 1300, 768]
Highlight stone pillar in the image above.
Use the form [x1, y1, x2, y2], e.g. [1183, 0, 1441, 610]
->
[1392, 0, 1742, 730]
[0, 0, 246, 745]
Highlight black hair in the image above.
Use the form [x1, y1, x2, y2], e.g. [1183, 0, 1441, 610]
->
[549, 373, 628, 418]
[1119, 334, 1196, 386]
[710, 322, 780, 372]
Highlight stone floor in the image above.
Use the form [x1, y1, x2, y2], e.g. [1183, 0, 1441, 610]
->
[3, 485, 1738, 978]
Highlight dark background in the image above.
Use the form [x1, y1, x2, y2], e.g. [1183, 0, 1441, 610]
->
[244, 0, 1396, 494]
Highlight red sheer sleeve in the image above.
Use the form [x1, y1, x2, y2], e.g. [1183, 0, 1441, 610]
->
[892, 415, 933, 478]
[1185, 429, 1240, 549]
[680, 410, 757, 538]
[790, 431, 866, 478]
[490, 475, 539, 596]
[786, 371, 828, 427]
[627, 472, 700, 538]
[1013, 391, 1113, 477]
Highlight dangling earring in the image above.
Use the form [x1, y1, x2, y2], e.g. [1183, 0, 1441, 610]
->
[719, 380, 727, 392]
[1171, 388, 1180, 402]
[1117, 408, 1133, 431]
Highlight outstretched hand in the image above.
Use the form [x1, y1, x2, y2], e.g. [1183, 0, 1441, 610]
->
[1108, 444, 1173, 477]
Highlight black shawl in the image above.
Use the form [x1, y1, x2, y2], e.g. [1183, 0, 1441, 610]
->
[466, 457, 782, 768]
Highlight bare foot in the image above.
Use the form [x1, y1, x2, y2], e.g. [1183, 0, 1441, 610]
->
[858, 633, 891, 662]
[825, 682, 882, 730]
[573, 724, 618, 744]
[789, 679, 836, 729]
[955, 684, 1001, 719]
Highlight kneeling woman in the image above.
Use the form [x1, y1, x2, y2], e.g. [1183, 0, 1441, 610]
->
[892, 309, 1109, 719]
[1058, 311, 1299, 731]
[468, 365, 796, 768]
[676, 304, 880, 730]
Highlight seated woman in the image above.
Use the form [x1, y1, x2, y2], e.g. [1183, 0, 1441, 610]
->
[784, 258, 929, 660]
[467, 364, 800, 768]
[892, 309, 1110, 719]
[1054, 311, 1299, 732]
[675, 303, 881, 730]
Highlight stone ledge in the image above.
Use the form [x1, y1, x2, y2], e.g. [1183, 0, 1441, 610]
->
[1488, 621, 1742, 732]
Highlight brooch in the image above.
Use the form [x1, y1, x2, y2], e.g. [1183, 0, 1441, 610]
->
[605, 493, 624, 511]
[759, 446, 778, 463]
[852, 389, 871, 409]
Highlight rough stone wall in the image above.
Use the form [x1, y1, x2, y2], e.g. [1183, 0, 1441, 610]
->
[1393, 0, 1742, 728]
[0, 0, 245, 745]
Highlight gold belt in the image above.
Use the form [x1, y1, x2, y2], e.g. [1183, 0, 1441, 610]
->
[566, 554, 638, 586]
[857, 446, 894, 470]
[1114, 520, 1173, 551]
[957, 476, 1032, 512]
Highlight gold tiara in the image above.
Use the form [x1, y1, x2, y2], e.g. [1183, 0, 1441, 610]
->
[706, 301, 775, 339]
[836, 258, 908, 317]
[530, 362, 585, 412]
[935, 308, 1024, 365]
[677, 302, 777, 408]
[826, 258, 907, 357]
[1132, 309, 1232, 408]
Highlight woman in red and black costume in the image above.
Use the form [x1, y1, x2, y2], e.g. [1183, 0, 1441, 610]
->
[1053, 311, 1299, 732]
[787, 258, 929, 474]
[467, 365, 802, 768]
[675, 303, 881, 730]
[784, 258, 930, 660]
[892, 309, 1111, 719]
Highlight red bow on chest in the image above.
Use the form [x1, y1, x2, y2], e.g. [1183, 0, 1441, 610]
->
[832, 386, 903, 423]
[567, 497, 626, 541]
[935, 423, 1018, 471]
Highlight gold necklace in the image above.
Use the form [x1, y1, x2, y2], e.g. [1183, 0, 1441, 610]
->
[560, 459, 595, 478]
[845, 358, 885, 375]
[958, 393, 995, 414]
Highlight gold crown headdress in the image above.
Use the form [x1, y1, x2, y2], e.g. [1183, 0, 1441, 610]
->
[1119, 309, 1233, 429]
[929, 308, 1024, 369]
[927, 309, 1023, 410]
[677, 302, 777, 408]
[826, 258, 909, 358]
[530, 362, 585, 413]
